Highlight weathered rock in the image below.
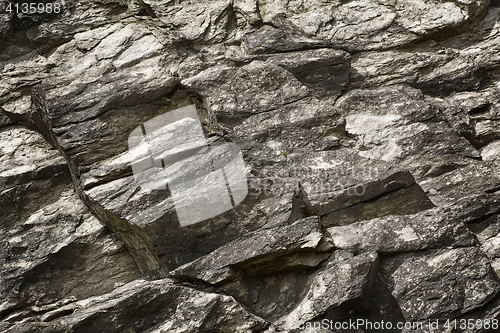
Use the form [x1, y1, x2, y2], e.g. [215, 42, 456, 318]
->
[264, 48, 350, 97]
[0, 127, 140, 322]
[1, 279, 268, 333]
[258, 0, 490, 52]
[268, 251, 378, 332]
[233, 47, 351, 98]
[229, 96, 344, 154]
[381, 247, 500, 321]
[305, 170, 435, 227]
[465, 206, 500, 277]
[333, 85, 484, 190]
[350, 6, 500, 94]
[0, 127, 65, 188]
[419, 161, 500, 207]
[171, 216, 327, 284]
[146, 0, 238, 43]
[17, 18, 187, 276]
[218, 269, 317, 322]
[242, 15, 331, 54]
[182, 60, 310, 122]
[2, 0, 500, 331]
[326, 206, 476, 254]
[42, 23, 180, 128]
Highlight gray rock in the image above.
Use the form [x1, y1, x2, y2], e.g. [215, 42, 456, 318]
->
[2, 0, 500, 331]
[0, 127, 66, 189]
[258, 0, 490, 52]
[419, 162, 500, 207]
[269, 251, 378, 331]
[381, 247, 500, 321]
[2, 279, 268, 333]
[0, 127, 140, 322]
[326, 206, 476, 254]
[171, 216, 327, 284]
[265, 48, 350, 97]
[304, 170, 435, 227]
[182, 60, 310, 122]
[146, 0, 237, 43]
[350, 7, 500, 94]
[242, 15, 332, 54]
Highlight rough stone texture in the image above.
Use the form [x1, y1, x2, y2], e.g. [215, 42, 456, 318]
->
[2, 0, 500, 332]
[0, 126, 140, 323]
[258, 0, 491, 52]
[268, 251, 379, 332]
[171, 216, 328, 284]
[0, 279, 268, 333]
[381, 247, 500, 321]
[326, 206, 477, 254]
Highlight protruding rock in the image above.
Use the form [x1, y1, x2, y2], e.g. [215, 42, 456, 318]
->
[171, 216, 327, 284]
[381, 247, 500, 321]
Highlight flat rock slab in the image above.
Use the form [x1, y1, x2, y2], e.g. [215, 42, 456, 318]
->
[1, 1, 500, 330]
[264, 48, 350, 96]
[147, 0, 236, 42]
[171, 216, 325, 284]
[182, 61, 310, 121]
[304, 170, 426, 216]
[235, 48, 351, 97]
[334, 85, 481, 179]
[0, 127, 66, 189]
[419, 161, 500, 207]
[381, 247, 500, 321]
[326, 206, 476, 254]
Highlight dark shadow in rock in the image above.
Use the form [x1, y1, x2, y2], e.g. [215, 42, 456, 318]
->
[303, 169, 435, 228]
[3, 225, 141, 320]
[144, 208, 243, 271]
[18, 243, 88, 304]
[410, 66, 493, 97]
[303, 272, 405, 333]
[219, 269, 313, 322]
[363, 271, 406, 333]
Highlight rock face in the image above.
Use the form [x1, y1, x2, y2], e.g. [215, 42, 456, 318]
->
[1, 0, 500, 332]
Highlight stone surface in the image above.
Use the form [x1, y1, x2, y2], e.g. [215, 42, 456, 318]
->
[0, 279, 268, 333]
[269, 251, 378, 331]
[326, 206, 476, 254]
[171, 216, 327, 284]
[182, 60, 310, 122]
[2, 0, 500, 332]
[0, 126, 140, 323]
[258, 0, 491, 52]
[381, 247, 500, 321]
